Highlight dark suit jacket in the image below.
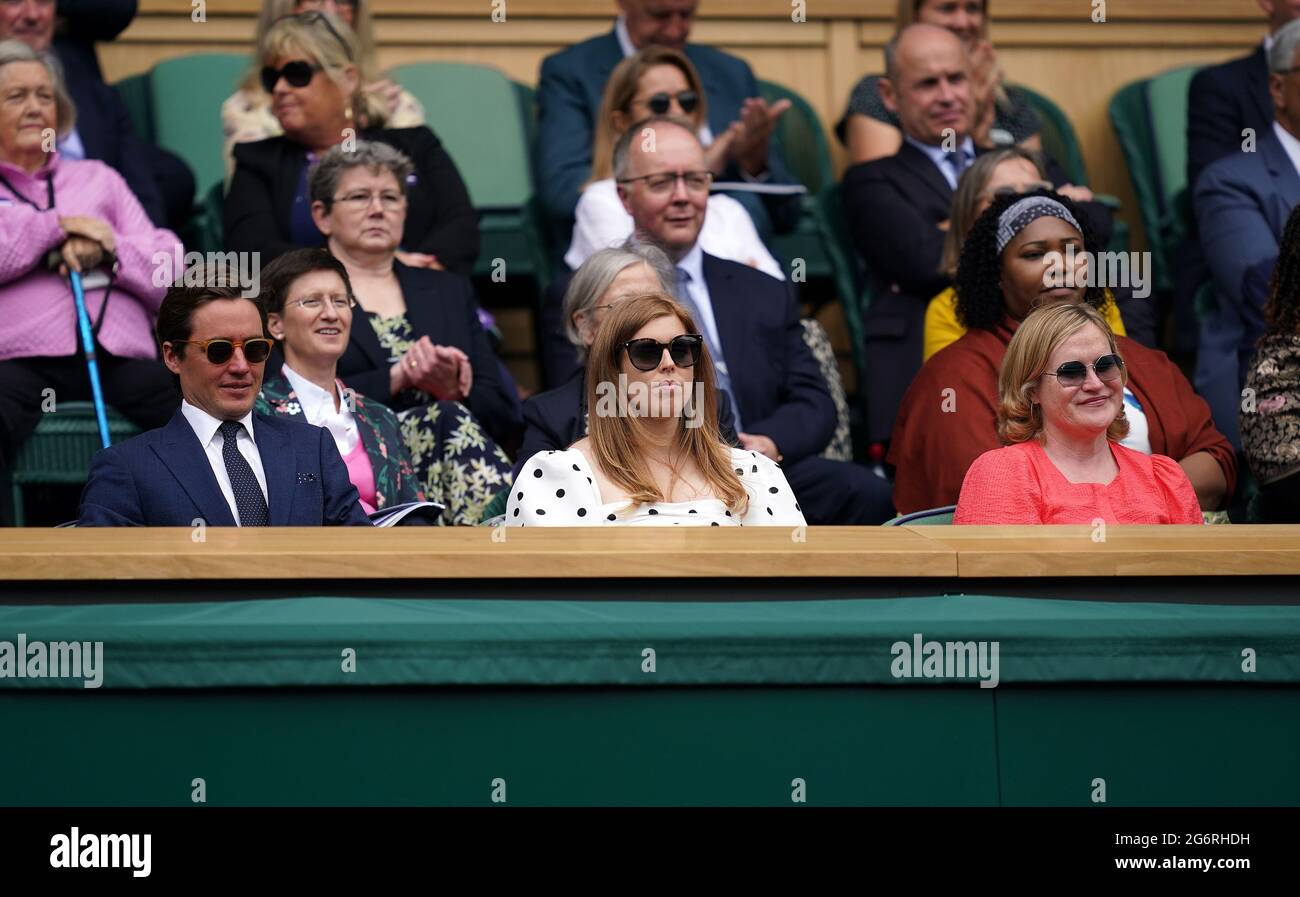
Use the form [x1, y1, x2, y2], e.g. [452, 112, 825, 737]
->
[1187, 44, 1272, 197]
[77, 410, 370, 526]
[535, 28, 799, 235]
[224, 126, 480, 275]
[1193, 130, 1300, 449]
[514, 368, 740, 481]
[265, 261, 522, 445]
[841, 140, 1114, 442]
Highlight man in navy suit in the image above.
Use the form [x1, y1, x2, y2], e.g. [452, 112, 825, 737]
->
[78, 274, 370, 526]
[1193, 18, 1300, 451]
[611, 116, 893, 523]
[535, 0, 799, 244]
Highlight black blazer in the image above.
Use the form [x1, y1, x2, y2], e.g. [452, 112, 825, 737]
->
[1187, 44, 1272, 196]
[224, 126, 480, 275]
[514, 369, 740, 481]
[266, 261, 521, 445]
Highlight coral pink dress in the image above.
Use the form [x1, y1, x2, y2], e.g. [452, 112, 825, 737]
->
[954, 440, 1203, 524]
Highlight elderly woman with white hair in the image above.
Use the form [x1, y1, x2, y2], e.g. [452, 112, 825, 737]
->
[513, 244, 739, 481]
[0, 40, 181, 524]
[223, 10, 478, 274]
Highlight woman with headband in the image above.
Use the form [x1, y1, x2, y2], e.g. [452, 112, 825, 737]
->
[889, 189, 1236, 516]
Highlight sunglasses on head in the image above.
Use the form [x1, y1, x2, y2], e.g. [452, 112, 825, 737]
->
[623, 334, 703, 371]
[261, 59, 321, 92]
[645, 90, 699, 115]
[1042, 353, 1124, 388]
[173, 337, 274, 366]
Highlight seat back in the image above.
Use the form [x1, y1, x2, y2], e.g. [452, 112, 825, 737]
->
[148, 53, 249, 201]
[1145, 65, 1202, 291]
[1013, 83, 1087, 185]
[757, 79, 834, 195]
[114, 72, 153, 142]
[883, 505, 957, 526]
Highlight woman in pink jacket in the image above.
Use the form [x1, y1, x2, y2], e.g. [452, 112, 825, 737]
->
[0, 40, 181, 524]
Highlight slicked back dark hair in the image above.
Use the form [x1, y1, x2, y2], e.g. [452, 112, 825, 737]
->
[1266, 202, 1300, 337]
[156, 262, 266, 359]
[259, 248, 356, 315]
[953, 187, 1106, 332]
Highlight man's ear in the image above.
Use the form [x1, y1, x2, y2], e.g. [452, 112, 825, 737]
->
[878, 77, 898, 116]
[616, 181, 635, 216]
[267, 312, 284, 341]
[162, 342, 183, 375]
[310, 200, 333, 236]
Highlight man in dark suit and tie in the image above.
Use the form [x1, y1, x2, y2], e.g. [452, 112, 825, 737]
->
[535, 0, 799, 245]
[78, 272, 370, 526]
[610, 117, 893, 523]
[1193, 17, 1300, 451]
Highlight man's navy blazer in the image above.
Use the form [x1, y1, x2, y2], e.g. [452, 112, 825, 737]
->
[77, 410, 371, 526]
[1194, 129, 1300, 448]
[535, 28, 799, 232]
[1187, 44, 1272, 197]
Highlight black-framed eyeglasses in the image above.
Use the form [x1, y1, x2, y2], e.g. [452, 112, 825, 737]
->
[261, 59, 322, 93]
[616, 170, 713, 195]
[1042, 353, 1124, 388]
[646, 90, 699, 115]
[623, 334, 704, 371]
[172, 337, 274, 366]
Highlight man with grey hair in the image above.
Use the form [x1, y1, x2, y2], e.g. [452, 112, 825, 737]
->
[1194, 15, 1300, 451]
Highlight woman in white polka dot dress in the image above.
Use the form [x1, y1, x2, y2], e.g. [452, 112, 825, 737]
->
[507, 294, 805, 526]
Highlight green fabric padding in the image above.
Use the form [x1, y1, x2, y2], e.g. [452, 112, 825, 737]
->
[2, 596, 1298, 690]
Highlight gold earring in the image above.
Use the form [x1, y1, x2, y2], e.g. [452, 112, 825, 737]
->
[345, 105, 354, 122]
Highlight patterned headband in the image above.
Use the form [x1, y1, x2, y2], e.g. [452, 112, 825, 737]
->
[995, 196, 1082, 255]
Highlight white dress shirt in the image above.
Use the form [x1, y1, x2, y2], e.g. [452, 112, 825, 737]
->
[674, 242, 727, 368]
[281, 363, 361, 457]
[904, 133, 977, 190]
[566, 179, 784, 279]
[180, 399, 269, 526]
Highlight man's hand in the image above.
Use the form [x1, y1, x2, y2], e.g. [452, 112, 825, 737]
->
[703, 123, 739, 176]
[395, 251, 444, 271]
[738, 432, 781, 462]
[728, 97, 792, 176]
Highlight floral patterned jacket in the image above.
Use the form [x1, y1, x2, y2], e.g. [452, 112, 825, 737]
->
[256, 372, 424, 509]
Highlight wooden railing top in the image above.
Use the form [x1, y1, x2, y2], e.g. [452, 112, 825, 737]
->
[1, 525, 1297, 580]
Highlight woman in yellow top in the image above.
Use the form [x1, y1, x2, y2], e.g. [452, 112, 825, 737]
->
[924, 147, 1127, 362]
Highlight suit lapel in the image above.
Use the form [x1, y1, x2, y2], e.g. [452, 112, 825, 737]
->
[153, 411, 236, 527]
[1248, 45, 1273, 133]
[254, 414, 295, 525]
[1262, 134, 1300, 227]
[898, 141, 955, 209]
[701, 254, 751, 398]
[395, 262, 440, 344]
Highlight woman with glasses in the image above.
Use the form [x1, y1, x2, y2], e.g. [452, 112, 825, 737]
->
[565, 46, 781, 279]
[922, 147, 1153, 361]
[223, 11, 478, 275]
[507, 293, 802, 526]
[954, 303, 1202, 524]
[888, 189, 1236, 515]
[222, 0, 424, 178]
[255, 249, 512, 524]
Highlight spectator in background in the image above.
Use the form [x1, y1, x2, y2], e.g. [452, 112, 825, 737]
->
[536, 0, 800, 246]
[924, 147, 1154, 362]
[954, 303, 1203, 525]
[837, 0, 1043, 165]
[518, 244, 739, 481]
[612, 117, 893, 524]
[1241, 203, 1300, 522]
[0, 0, 195, 230]
[221, 0, 424, 179]
[566, 46, 782, 281]
[1194, 17, 1300, 452]
[0, 40, 180, 525]
[508, 293, 804, 527]
[223, 11, 478, 274]
[840, 24, 1105, 444]
[890, 190, 1235, 516]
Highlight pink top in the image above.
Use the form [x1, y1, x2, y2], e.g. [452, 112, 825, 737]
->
[954, 440, 1203, 525]
[341, 438, 378, 515]
[0, 153, 180, 361]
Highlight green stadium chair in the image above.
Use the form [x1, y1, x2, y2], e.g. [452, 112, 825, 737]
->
[756, 79, 831, 283]
[146, 53, 249, 202]
[114, 72, 153, 143]
[815, 182, 869, 395]
[883, 505, 956, 525]
[10, 402, 141, 527]
[479, 486, 510, 524]
[389, 62, 551, 291]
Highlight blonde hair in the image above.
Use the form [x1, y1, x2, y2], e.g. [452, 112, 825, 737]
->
[589, 46, 708, 185]
[584, 293, 747, 515]
[243, 10, 387, 129]
[997, 303, 1130, 445]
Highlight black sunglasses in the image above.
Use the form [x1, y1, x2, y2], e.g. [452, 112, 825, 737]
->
[172, 338, 274, 366]
[623, 334, 704, 371]
[1043, 353, 1124, 388]
[646, 90, 699, 115]
[261, 59, 322, 93]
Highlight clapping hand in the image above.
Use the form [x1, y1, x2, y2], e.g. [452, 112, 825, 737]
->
[728, 96, 792, 176]
[398, 336, 472, 401]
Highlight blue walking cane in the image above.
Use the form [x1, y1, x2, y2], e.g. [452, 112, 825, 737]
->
[69, 270, 112, 449]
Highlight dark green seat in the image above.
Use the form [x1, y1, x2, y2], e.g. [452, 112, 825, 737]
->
[757, 79, 830, 283]
[10, 402, 140, 526]
[883, 505, 956, 525]
[389, 62, 551, 291]
[147, 53, 249, 203]
[114, 72, 153, 143]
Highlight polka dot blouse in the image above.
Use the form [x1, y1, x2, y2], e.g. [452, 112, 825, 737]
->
[505, 448, 806, 527]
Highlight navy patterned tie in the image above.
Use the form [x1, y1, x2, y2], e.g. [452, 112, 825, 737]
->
[219, 420, 268, 527]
